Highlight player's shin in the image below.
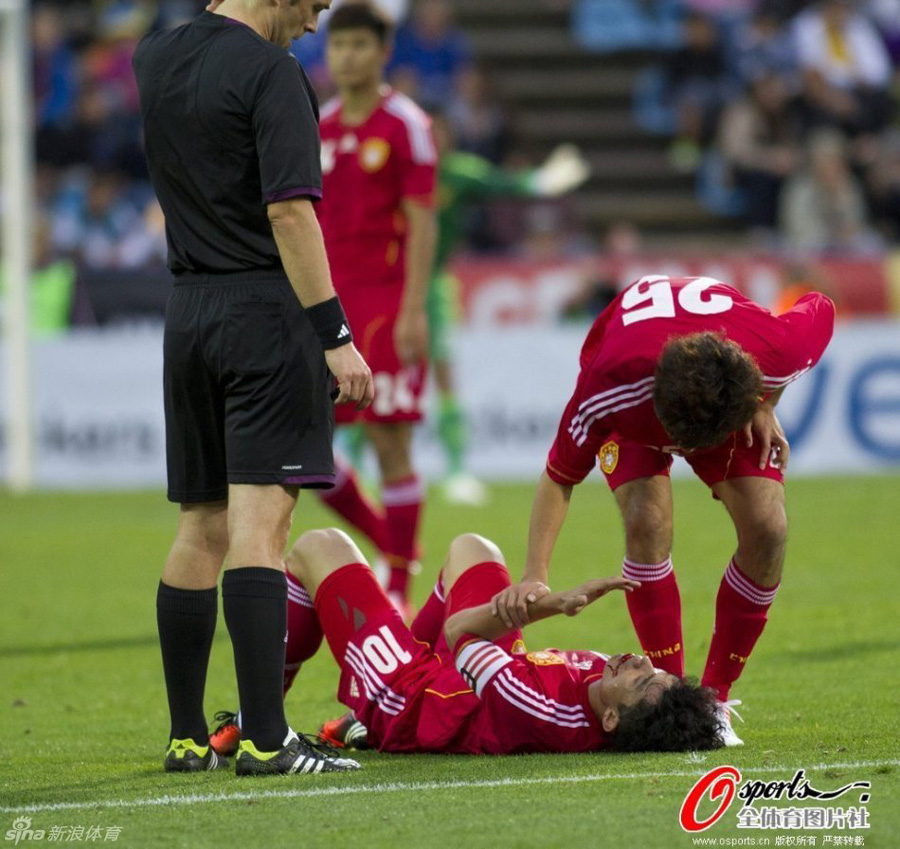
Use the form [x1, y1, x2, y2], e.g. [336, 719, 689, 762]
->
[701, 558, 780, 701]
[284, 571, 324, 695]
[317, 457, 390, 552]
[383, 475, 425, 600]
[622, 556, 684, 677]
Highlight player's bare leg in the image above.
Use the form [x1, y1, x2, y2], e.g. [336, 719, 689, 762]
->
[441, 533, 506, 594]
[288, 527, 370, 597]
[365, 421, 423, 614]
[702, 477, 787, 700]
[613, 476, 684, 676]
[163, 501, 229, 589]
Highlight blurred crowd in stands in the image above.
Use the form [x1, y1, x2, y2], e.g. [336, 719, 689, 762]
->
[576, 0, 900, 253]
[31, 0, 503, 281]
[20, 0, 900, 332]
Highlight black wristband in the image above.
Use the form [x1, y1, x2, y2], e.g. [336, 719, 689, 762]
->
[307, 296, 352, 350]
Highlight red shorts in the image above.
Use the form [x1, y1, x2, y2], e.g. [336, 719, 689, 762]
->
[314, 561, 521, 752]
[336, 282, 427, 425]
[598, 431, 785, 494]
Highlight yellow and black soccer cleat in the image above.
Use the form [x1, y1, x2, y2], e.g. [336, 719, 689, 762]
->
[164, 738, 229, 772]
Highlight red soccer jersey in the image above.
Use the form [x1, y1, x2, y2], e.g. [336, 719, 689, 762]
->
[317, 87, 437, 290]
[546, 276, 835, 486]
[342, 635, 611, 755]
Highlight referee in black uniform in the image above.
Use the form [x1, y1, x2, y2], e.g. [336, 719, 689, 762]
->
[133, 0, 373, 776]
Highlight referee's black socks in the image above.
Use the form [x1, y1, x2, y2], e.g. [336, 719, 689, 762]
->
[157, 582, 218, 744]
[222, 567, 290, 752]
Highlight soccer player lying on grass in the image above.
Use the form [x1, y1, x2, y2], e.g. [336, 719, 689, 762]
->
[212, 528, 723, 760]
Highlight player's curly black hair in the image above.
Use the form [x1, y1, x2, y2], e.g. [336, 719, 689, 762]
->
[328, 1, 393, 44]
[609, 678, 723, 753]
[653, 332, 763, 453]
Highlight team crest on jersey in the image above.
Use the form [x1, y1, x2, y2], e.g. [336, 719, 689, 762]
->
[599, 441, 619, 475]
[360, 137, 391, 172]
[526, 651, 565, 666]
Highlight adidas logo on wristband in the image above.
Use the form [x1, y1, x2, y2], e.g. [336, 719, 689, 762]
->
[337, 324, 350, 339]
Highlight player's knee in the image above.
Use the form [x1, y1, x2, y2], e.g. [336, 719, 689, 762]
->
[622, 500, 672, 561]
[286, 528, 365, 585]
[742, 506, 788, 564]
[444, 533, 505, 585]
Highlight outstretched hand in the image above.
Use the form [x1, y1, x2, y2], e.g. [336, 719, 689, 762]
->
[742, 403, 790, 471]
[559, 577, 640, 617]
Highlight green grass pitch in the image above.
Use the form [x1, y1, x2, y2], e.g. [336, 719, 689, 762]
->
[1, 477, 898, 848]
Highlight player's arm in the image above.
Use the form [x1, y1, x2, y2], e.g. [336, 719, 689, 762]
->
[448, 145, 590, 203]
[253, 54, 372, 408]
[490, 471, 573, 628]
[445, 575, 638, 652]
[743, 292, 836, 470]
[493, 375, 605, 627]
[395, 197, 437, 364]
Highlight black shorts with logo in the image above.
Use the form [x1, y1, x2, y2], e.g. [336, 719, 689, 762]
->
[164, 271, 336, 503]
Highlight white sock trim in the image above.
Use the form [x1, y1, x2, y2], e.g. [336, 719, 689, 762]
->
[622, 556, 673, 581]
[724, 559, 779, 606]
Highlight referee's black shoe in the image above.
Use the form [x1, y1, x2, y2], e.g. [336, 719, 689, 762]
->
[235, 729, 362, 776]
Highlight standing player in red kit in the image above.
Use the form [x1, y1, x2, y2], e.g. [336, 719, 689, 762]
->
[314, 3, 437, 617]
[493, 276, 835, 746]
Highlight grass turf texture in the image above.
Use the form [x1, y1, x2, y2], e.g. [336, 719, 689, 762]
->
[1, 478, 898, 848]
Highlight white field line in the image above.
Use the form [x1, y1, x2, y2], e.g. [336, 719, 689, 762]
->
[2, 759, 897, 815]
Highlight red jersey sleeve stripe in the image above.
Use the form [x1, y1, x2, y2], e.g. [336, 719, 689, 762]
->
[455, 640, 512, 696]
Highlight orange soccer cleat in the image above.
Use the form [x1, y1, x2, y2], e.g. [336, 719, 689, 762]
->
[317, 711, 370, 750]
[209, 710, 242, 758]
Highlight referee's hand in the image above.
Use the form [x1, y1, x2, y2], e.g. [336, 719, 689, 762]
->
[325, 344, 374, 410]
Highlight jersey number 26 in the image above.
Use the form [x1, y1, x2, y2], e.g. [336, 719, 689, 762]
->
[621, 277, 734, 327]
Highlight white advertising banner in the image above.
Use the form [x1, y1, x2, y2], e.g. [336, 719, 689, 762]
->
[1, 322, 898, 488]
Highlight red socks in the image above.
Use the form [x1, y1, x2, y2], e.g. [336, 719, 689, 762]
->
[317, 458, 389, 553]
[702, 559, 779, 701]
[383, 475, 424, 598]
[410, 573, 445, 647]
[622, 556, 684, 677]
[284, 571, 323, 696]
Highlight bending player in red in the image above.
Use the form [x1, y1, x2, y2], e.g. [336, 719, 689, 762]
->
[213, 528, 722, 757]
[314, 3, 438, 617]
[493, 275, 836, 745]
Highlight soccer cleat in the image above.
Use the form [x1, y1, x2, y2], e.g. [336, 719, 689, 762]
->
[317, 711, 370, 750]
[209, 710, 242, 758]
[235, 728, 362, 776]
[164, 738, 229, 772]
[442, 473, 489, 506]
[715, 699, 745, 747]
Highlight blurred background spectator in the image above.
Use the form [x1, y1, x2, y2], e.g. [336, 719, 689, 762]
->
[779, 128, 882, 253]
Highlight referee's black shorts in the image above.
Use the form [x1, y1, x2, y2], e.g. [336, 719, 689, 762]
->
[163, 271, 336, 503]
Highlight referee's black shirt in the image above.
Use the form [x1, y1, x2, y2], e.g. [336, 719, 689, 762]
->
[133, 12, 322, 274]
